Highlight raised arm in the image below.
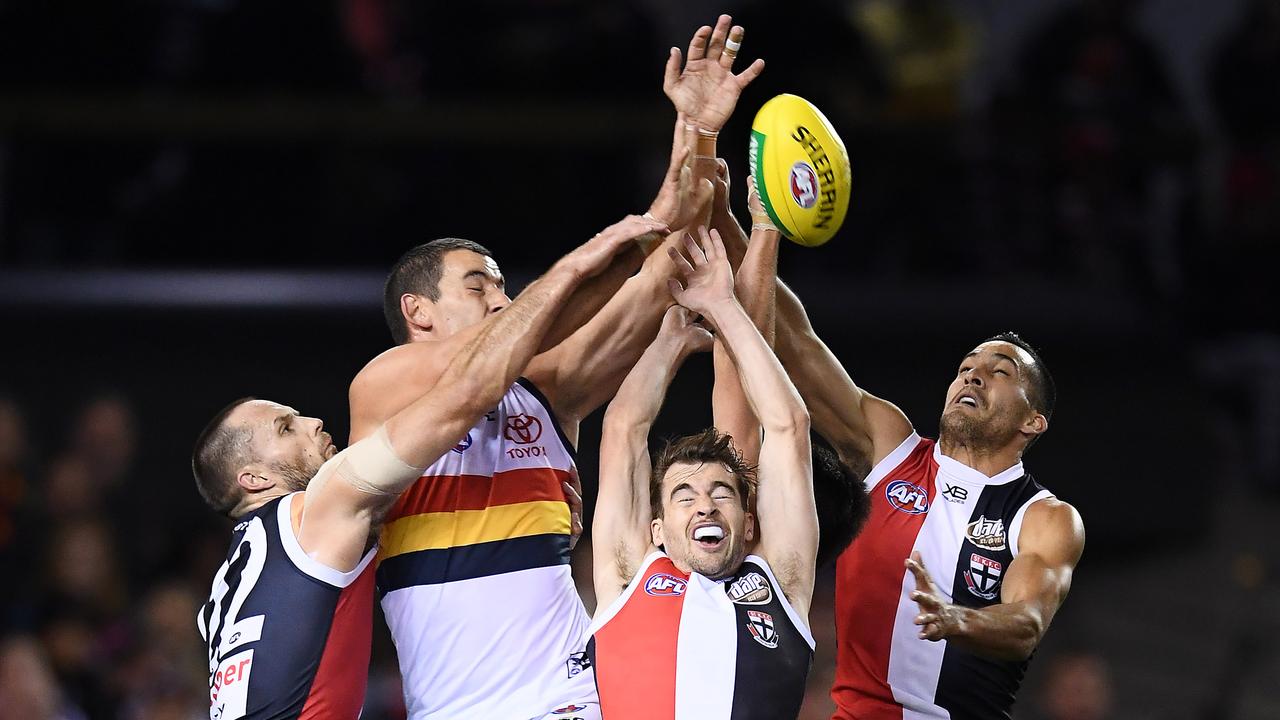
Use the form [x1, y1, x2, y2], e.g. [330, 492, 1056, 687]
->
[711, 174, 781, 462]
[309, 218, 665, 572]
[669, 228, 818, 621]
[708, 160, 912, 480]
[593, 307, 710, 612]
[906, 499, 1085, 661]
[349, 214, 668, 443]
[524, 15, 765, 432]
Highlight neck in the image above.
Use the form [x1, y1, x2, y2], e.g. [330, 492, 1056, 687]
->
[232, 489, 289, 519]
[937, 436, 1023, 477]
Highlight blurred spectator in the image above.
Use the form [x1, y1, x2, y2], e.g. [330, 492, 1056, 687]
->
[0, 635, 85, 720]
[854, 0, 978, 122]
[0, 396, 33, 561]
[69, 394, 137, 493]
[1037, 651, 1113, 720]
[987, 0, 1195, 294]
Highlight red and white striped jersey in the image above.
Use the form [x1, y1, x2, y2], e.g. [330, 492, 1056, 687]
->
[832, 433, 1053, 720]
[588, 551, 814, 720]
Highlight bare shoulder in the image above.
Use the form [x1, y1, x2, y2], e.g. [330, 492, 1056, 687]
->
[1020, 497, 1085, 564]
[350, 342, 451, 440]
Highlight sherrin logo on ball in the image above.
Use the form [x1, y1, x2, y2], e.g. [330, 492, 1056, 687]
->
[748, 93, 852, 247]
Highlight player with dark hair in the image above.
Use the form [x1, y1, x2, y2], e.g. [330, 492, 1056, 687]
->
[191, 216, 663, 720]
[707, 163, 1084, 719]
[588, 226, 818, 719]
[348, 15, 765, 720]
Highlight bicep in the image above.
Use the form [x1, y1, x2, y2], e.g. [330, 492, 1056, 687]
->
[754, 430, 818, 616]
[592, 426, 654, 608]
[1002, 501, 1085, 621]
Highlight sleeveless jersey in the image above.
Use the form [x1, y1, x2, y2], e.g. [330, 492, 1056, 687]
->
[198, 493, 376, 720]
[831, 433, 1054, 720]
[377, 378, 594, 719]
[587, 552, 814, 720]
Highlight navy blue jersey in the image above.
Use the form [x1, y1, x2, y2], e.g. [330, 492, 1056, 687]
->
[198, 493, 375, 720]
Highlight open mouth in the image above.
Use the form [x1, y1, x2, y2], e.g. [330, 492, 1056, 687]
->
[955, 394, 979, 408]
[692, 525, 726, 551]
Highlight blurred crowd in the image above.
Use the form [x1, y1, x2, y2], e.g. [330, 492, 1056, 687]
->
[0, 394, 221, 720]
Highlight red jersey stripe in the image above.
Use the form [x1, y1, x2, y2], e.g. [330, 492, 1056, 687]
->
[832, 437, 936, 720]
[387, 467, 572, 519]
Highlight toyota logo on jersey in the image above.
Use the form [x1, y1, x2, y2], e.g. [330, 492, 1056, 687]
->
[644, 573, 687, 597]
[504, 413, 543, 444]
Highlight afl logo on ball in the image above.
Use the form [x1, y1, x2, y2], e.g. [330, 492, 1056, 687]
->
[789, 161, 819, 209]
[644, 573, 687, 597]
[885, 480, 929, 515]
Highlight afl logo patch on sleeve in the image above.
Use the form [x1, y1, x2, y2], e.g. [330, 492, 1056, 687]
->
[644, 573, 687, 597]
[746, 610, 779, 649]
[727, 572, 773, 605]
[885, 480, 929, 515]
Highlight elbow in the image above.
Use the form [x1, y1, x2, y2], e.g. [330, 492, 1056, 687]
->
[1003, 615, 1045, 662]
[764, 404, 810, 437]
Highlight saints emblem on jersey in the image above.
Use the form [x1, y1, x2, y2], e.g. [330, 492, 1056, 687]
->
[963, 553, 1003, 600]
[746, 610, 779, 649]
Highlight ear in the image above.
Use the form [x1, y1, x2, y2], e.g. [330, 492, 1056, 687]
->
[237, 468, 273, 494]
[744, 511, 756, 543]
[1022, 412, 1048, 439]
[400, 293, 433, 335]
[651, 517, 665, 548]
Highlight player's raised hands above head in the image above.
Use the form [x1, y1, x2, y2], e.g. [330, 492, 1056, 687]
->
[648, 141, 714, 231]
[667, 226, 735, 319]
[664, 15, 765, 133]
[560, 214, 669, 280]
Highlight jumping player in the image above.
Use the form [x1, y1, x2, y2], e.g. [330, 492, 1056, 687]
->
[191, 215, 664, 720]
[588, 227, 818, 719]
[707, 166, 1086, 720]
[348, 15, 764, 720]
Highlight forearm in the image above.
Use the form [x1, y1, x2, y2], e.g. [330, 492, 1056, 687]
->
[602, 332, 691, 432]
[538, 244, 646, 353]
[704, 299, 807, 433]
[947, 602, 1044, 661]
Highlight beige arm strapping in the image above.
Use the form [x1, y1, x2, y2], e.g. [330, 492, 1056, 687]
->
[314, 425, 423, 498]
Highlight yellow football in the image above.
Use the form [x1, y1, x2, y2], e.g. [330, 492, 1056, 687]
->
[748, 94, 852, 247]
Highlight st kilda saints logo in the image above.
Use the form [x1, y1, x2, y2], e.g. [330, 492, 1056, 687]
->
[790, 161, 819, 209]
[727, 572, 772, 605]
[746, 610, 779, 649]
[964, 553, 1003, 600]
[504, 413, 543, 444]
[965, 515, 1007, 551]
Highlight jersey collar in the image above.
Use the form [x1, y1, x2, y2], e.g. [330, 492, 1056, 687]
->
[933, 442, 1025, 486]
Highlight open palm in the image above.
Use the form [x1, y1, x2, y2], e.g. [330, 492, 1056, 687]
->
[664, 16, 765, 132]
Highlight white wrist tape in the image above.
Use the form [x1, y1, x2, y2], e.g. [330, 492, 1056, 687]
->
[337, 425, 423, 496]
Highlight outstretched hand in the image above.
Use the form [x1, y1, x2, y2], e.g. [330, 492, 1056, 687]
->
[648, 143, 714, 231]
[663, 15, 765, 132]
[667, 226, 735, 320]
[658, 304, 713, 355]
[907, 551, 964, 642]
[565, 214, 669, 279]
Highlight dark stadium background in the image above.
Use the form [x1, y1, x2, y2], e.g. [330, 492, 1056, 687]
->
[2, 1, 1278, 718]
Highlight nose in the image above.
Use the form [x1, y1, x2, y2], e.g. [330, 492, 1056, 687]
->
[488, 292, 509, 315]
[964, 372, 984, 388]
[307, 416, 325, 435]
